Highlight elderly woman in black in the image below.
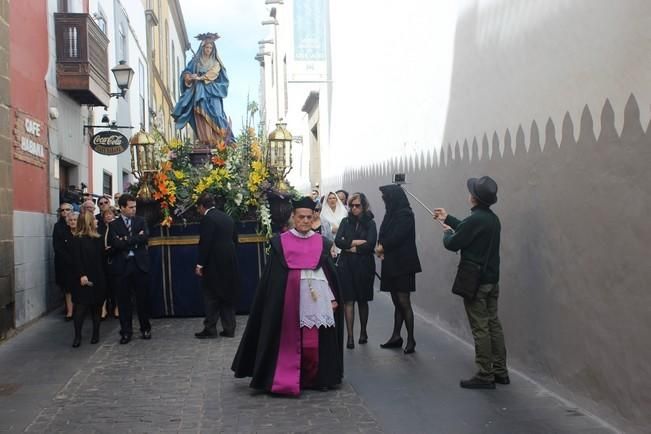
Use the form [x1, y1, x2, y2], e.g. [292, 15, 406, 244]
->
[376, 185, 421, 354]
[335, 193, 377, 349]
[71, 211, 107, 347]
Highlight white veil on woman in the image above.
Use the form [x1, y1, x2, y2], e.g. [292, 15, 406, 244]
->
[320, 191, 348, 238]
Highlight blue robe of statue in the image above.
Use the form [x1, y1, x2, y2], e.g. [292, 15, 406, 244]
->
[172, 47, 234, 145]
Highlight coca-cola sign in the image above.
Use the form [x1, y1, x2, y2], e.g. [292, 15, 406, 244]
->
[90, 130, 129, 155]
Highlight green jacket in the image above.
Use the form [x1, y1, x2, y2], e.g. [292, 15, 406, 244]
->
[443, 207, 500, 284]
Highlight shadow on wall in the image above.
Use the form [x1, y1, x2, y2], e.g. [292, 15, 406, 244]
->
[343, 95, 651, 433]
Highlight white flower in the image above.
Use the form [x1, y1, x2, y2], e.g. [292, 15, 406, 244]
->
[234, 192, 243, 206]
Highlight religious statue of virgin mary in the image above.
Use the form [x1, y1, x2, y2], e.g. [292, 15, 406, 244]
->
[172, 33, 234, 145]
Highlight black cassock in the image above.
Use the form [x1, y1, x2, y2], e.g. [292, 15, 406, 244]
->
[231, 234, 344, 394]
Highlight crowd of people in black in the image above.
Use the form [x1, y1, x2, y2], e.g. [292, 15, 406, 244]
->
[52, 193, 151, 347]
[52, 177, 508, 392]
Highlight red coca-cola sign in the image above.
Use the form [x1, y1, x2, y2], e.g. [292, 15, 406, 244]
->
[90, 130, 129, 155]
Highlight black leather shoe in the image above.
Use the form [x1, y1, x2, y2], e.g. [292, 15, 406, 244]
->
[119, 335, 131, 345]
[346, 337, 355, 349]
[494, 374, 510, 385]
[460, 376, 496, 389]
[141, 330, 152, 340]
[358, 334, 368, 344]
[195, 329, 218, 339]
[219, 330, 235, 338]
[380, 337, 403, 349]
[72, 337, 81, 348]
[90, 335, 99, 344]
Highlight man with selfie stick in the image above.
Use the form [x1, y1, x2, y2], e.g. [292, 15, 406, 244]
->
[433, 176, 509, 390]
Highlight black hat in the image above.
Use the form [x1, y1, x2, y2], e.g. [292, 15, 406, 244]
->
[291, 196, 316, 211]
[467, 176, 498, 206]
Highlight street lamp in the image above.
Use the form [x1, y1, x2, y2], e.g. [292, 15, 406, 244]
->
[110, 60, 135, 99]
[129, 130, 158, 199]
[267, 120, 293, 177]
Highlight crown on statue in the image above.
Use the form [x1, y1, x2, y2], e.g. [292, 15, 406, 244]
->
[195, 32, 221, 43]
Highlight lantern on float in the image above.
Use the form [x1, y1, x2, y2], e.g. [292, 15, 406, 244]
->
[266, 120, 293, 177]
[129, 130, 158, 199]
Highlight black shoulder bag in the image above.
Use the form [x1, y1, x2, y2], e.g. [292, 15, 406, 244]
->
[451, 222, 497, 301]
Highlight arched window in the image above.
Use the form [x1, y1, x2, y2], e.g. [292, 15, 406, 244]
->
[165, 20, 169, 86]
[171, 41, 176, 98]
[157, 1, 162, 66]
[117, 23, 127, 62]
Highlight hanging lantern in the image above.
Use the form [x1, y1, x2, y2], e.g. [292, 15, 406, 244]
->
[266, 120, 293, 176]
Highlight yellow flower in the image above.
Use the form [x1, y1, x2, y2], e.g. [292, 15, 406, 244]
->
[173, 170, 186, 180]
[169, 138, 183, 149]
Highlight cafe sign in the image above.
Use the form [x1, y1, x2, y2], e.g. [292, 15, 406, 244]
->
[13, 110, 48, 168]
[90, 130, 129, 155]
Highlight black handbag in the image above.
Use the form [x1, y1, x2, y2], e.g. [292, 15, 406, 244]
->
[451, 223, 497, 301]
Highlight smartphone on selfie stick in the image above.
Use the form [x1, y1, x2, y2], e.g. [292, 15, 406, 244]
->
[392, 173, 451, 231]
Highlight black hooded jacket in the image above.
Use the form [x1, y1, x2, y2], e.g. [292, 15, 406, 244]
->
[378, 185, 422, 278]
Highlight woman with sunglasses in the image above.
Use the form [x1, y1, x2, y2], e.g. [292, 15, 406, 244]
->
[53, 203, 75, 320]
[310, 203, 333, 240]
[335, 193, 377, 349]
[95, 196, 112, 235]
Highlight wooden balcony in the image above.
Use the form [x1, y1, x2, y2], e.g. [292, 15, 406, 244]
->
[55, 13, 110, 107]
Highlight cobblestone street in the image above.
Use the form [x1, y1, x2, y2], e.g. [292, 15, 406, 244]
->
[0, 294, 617, 433]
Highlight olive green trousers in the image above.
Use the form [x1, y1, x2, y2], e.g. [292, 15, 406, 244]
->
[463, 283, 508, 381]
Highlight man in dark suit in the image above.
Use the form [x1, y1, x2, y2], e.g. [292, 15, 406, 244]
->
[194, 193, 241, 339]
[108, 193, 151, 344]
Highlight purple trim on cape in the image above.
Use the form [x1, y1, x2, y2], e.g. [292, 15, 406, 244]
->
[280, 231, 322, 269]
[271, 269, 301, 396]
[270, 233, 324, 395]
[300, 327, 319, 388]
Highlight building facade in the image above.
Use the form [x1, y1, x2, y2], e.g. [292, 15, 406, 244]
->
[0, 0, 14, 339]
[88, 0, 150, 197]
[2, 0, 189, 334]
[144, 0, 189, 140]
[257, 0, 331, 193]
[13, 0, 55, 327]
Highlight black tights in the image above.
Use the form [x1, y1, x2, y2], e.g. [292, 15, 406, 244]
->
[344, 301, 369, 340]
[73, 303, 102, 339]
[389, 292, 415, 344]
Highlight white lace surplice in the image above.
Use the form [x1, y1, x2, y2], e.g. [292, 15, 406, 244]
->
[299, 268, 336, 329]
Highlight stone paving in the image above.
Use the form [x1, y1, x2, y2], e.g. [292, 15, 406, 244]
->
[0, 294, 620, 433]
[16, 318, 380, 434]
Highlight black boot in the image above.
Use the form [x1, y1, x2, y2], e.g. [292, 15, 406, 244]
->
[403, 340, 416, 354]
[72, 335, 81, 348]
[380, 337, 403, 349]
[460, 376, 496, 389]
[90, 327, 100, 344]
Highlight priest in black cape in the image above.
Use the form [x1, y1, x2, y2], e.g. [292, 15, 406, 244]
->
[231, 197, 344, 396]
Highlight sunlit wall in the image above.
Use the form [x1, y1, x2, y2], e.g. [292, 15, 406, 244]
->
[326, 0, 651, 189]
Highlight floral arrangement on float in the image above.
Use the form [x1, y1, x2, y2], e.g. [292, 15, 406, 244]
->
[141, 120, 297, 239]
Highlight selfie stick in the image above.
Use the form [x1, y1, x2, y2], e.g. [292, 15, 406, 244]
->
[398, 185, 450, 230]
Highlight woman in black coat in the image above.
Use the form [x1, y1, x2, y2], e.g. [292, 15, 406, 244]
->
[335, 193, 377, 349]
[376, 185, 422, 354]
[101, 207, 119, 319]
[53, 204, 75, 320]
[71, 212, 107, 347]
